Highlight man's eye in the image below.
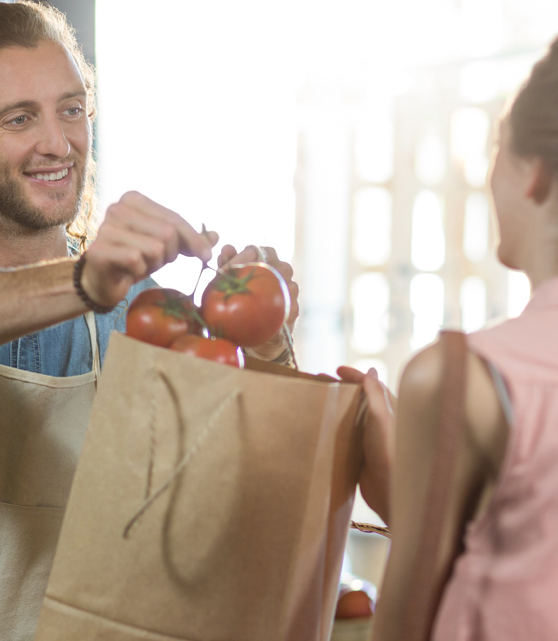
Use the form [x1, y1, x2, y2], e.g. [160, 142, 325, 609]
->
[64, 107, 83, 117]
[10, 115, 27, 126]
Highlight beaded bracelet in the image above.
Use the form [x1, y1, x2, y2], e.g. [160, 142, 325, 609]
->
[73, 253, 114, 315]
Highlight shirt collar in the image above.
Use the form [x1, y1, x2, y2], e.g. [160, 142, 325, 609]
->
[523, 274, 558, 312]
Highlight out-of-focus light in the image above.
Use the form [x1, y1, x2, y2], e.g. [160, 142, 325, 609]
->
[353, 188, 392, 266]
[351, 273, 390, 354]
[508, 271, 531, 317]
[355, 110, 394, 183]
[463, 193, 489, 262]
[451, 108, 490, 163]
[459, 61, 501, 104]
[464, 154, 489, 188]
[415, 128, 447, 185]
[410, 273, 444, 350]
[458, 0, 504, 58]
[498, 54, 541, 95]
[411, 190, 445, 271]
[95, 0, 297, 295]
[460, 276, 487, 333]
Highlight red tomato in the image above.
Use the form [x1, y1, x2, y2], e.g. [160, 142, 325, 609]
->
[335, 589, 374, 619]
[128, 288, 186, 312]
[170, 334, 244, 368]
[200, 262, 290, 347]
[126, 288, 203, 347]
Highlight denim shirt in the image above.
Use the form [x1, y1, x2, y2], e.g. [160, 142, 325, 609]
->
[0, 277, 158, 377]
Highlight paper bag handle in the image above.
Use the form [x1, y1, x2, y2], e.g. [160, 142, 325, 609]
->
[123, 370, 241, 538]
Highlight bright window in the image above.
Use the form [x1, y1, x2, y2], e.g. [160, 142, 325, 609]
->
[410, 274, 444, 350]
[353, 188, 392, 266]
[411, 191, 445, 272]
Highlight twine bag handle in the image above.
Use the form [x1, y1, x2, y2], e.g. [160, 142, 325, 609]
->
[400, 330, 468, 641]
[123, 370, 241, 538]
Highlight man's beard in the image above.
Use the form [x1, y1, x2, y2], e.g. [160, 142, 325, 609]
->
[0, 158, 86, 231]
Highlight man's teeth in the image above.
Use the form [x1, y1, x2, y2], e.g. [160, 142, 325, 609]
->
[33, 168, 69, 181]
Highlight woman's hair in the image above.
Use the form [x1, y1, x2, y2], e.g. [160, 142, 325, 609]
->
[510, 37, 558, 175]
[0, 0, 98, 252]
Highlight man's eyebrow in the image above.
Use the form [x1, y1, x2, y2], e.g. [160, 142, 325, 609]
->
[0, 91, 87, 119]
[59, 90, 87, 102]
[0, 100, 38, 119]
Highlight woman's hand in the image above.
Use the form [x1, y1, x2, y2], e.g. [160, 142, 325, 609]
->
[337, 366, 395, 524]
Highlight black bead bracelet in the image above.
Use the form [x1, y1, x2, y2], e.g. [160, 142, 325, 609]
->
[73, 253, 114, 315]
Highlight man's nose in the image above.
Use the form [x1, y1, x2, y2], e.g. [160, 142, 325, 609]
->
[34, 116, 71, 159]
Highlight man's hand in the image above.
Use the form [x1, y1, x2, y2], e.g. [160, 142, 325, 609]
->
[81, 191, 218, 308]
[217, 244, 299, 361]
[337, 366, 395, 525]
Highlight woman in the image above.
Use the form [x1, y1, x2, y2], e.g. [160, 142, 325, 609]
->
[358, 37, 558, 640]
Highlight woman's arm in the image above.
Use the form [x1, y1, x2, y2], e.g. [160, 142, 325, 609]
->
[371, 341, 507, 641]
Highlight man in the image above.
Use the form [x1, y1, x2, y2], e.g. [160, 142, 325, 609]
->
[0, 2, 298, 639]
[0, 2, 297, 367]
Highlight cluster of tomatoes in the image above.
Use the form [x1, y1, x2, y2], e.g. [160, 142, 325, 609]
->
[126, 263, 290, 368]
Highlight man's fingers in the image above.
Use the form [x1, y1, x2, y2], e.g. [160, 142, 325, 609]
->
[217, 245, 238, 268]
[186, 228, 218, 262]
[270, 259, 294, 285]
[86, 242, 150, 281]
[286, 281, 299, 329]
[260, 246, 278, 262]
[100, 206, 180, 266]
[223, 244, 259, 266]
[81, 244, 149, 307]
[97, 225, 172, 274]
[83, 191, 220, 308]
[257, 246, 294, 281]
[117, 191, 217, 262]
[219, 245, 294, 285]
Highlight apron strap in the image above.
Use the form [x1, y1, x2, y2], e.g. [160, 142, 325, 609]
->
[84, 312, 101, 383]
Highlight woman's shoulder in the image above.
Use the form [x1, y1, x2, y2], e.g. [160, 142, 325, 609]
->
[400, 334, 507, 478]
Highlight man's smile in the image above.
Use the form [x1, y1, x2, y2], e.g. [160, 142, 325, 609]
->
[23, 164, 73, 187]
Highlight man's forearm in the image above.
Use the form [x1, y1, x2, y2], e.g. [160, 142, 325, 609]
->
[0, 259, 88, 345]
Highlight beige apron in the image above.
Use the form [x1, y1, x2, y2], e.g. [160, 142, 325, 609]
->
[0, 312, 99, 641]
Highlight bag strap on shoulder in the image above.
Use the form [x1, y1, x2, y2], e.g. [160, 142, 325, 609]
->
[400, 330, 468, 641]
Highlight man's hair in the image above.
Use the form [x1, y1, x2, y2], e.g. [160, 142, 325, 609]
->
[0, 0, 98, 252]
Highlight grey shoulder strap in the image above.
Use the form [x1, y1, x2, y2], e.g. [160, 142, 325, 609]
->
[487, 361, 513, 427]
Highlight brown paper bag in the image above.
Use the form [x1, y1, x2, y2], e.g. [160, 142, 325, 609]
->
[34, 332, 364, 641]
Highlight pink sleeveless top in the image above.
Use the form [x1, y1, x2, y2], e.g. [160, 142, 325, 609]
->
[433, 275, 558, 641]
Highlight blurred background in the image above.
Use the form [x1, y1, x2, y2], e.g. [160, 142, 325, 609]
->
[91, 0, 550, 389]
[12, 0, 558, 596]
[91, 0, 554, 559]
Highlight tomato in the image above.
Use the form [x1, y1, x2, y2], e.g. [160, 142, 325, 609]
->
[200, 262, 290, 347]
[128, 288, 186, 313]
[170, 334, 244, 368]
[126, 288, 203, 347]
[335, 589, 374, 619]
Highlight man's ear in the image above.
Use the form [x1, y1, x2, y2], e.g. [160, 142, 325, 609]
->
[526, 157, 553, 204]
